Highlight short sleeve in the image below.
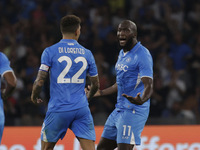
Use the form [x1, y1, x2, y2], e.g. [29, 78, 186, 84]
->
[138, 50, 153, 79]
[0, 53, 12, 76]
[41, 48, 51, 67]
[87, 51, 98, 77]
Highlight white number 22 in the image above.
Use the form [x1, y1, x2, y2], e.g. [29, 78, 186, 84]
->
[57, 56, 87, 83]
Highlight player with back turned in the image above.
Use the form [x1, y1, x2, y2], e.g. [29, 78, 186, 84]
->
[86, 20, 153, 150]
[0, 52, 17, 144]
[31, 15, 99, 150]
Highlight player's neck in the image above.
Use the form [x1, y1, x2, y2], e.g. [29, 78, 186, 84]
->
[123, 39, 138, 52]
[132, 40, 138, 48]
[62, 34, 78, 41]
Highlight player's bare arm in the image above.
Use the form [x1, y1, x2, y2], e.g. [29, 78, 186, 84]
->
[31, 70, 48, 104]
[122, 77, 153, 105]
[1, 71, 17, 100]
[86, 82, 118, 97]
[87, 76, 100, 101]
[100, 82, 118, 96]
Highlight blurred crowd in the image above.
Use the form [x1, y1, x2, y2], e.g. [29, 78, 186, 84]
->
[0, 0, 200, 126]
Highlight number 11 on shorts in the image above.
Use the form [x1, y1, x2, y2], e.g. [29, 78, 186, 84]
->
[123, 125, 131, 136]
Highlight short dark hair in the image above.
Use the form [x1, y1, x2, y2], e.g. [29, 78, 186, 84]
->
[60, 15, 81, 34]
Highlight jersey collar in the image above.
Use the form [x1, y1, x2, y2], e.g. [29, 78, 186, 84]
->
[59, 39, 78, 44]
[130, 41, 141, 53]
[122, 41, 141, 56]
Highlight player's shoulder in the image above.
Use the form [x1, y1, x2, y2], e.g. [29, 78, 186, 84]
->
[134, 44, 153, 64]
[119, 49, 124, 56]
[0, 52, 6, 57]
[138, 44, 151, 56]
[0, 52, 3, 58]
[0, 52, 9, 61]
[79, 44, 94, 56]
[42, 42, 61, 57]
[45, 42, 60, 51]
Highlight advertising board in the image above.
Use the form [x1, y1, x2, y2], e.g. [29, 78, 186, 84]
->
[1, 126, 200, 150]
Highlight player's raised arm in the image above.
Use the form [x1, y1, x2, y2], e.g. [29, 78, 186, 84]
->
[31, 70, 48, 104]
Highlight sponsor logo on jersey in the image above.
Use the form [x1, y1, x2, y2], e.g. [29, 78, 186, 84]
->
[116, 64, 128, 72]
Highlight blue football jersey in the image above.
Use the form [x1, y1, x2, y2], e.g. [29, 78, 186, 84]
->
[0, 52, 13, 120]
[115, 42, 153, 113]
[40, 39, 98, 112]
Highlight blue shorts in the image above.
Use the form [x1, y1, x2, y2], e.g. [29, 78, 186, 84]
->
[41, 106, 95, 142]
[101, 108, 148, 145]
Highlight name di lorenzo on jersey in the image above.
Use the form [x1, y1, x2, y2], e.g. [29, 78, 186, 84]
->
[39, 46, 86, 72]
[58, 46, 85, 54]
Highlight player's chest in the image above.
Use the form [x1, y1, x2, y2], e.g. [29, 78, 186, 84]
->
[115, 54, 138, 73]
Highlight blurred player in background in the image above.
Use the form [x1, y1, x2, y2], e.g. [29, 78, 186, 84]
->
[31, 15, 99, 150]
[0, 52, 17, 144]
[86, 20, 153, 150]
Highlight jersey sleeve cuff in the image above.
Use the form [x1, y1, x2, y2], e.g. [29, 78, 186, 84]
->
[141, 76, 153, 79]
[90, 74, 98, 77]
[2, 70, 13, 77]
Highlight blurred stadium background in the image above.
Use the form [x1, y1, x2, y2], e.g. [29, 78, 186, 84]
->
[1, 0, 200, 149]
[1, 0, 200, 127]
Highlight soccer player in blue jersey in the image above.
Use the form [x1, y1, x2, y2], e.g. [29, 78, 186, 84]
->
[31, 15, 99, 150]
[0, 52, 17, 144]
[86, 20, 153, 150]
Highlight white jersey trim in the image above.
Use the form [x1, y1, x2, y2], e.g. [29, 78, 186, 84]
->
[90, 74, 98, 77]
[141, 76, 153, 79]
[134, 73, 141, 90]
[2, 70, 13, 78]
[130, 132, 136, 145]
